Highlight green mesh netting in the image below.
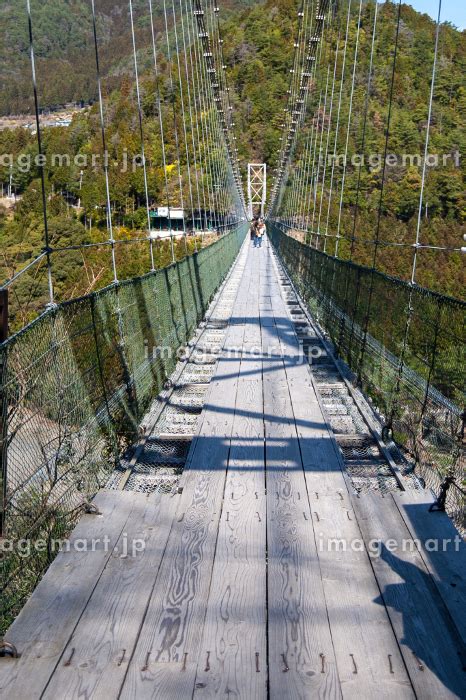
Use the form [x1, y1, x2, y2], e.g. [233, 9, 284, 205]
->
[269, 224, 465, 526]
[0, 225, 246, 633]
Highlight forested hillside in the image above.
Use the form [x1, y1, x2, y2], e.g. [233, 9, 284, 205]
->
[220, 0, 464, 296]
[0, 0, 257, 114]
[0, 0, 464, 331]
[257, 1, 465, 294]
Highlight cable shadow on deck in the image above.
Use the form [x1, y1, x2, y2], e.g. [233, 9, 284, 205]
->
[372, 543, 466, 697]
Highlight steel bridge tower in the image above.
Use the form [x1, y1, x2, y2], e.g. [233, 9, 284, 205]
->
[247, 163, 267, 219]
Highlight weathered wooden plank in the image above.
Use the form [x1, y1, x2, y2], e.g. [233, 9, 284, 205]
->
[354, 492, 466, 699]
[0, 490, 138, 699]
[261, 317, 341, 700]
[268, 270, 350, 494]
[285, 404, 414, 693]
[42, 490, 178, 700]
[129, 661, 199, 700]
[310, 493, 414, 699]
[393, 489, 466, 647]
[120, 282, 248, 699]
[240, 311, 263, 382]
[268, 255, 415, 698]
[193, 265, 267, 699]
[116, 245, 251, 698]
[193, 378, 267, 699]
[181, 270, 249, 478]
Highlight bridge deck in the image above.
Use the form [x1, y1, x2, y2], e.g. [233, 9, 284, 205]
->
[1, 241, 465, 699]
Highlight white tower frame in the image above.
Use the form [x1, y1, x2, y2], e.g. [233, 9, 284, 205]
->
[247, 163, 267, 219]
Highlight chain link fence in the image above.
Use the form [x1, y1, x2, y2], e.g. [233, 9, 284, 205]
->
[0, 224, 246, 634]
[270, 224, 465, 528]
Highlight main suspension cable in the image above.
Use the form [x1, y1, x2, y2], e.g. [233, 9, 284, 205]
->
[148, 0, 176, 262]
[129, 0, 155, 270]
[90, 0, 118, 284]
[163, 0, 189, 256]
[26, 0, 54, 305]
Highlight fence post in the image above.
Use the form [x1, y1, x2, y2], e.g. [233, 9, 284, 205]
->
[89, 294, 120, 465]
[0, 290, 8, 536]
[420, 297, 441, 418]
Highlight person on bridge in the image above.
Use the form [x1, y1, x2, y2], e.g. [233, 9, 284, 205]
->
[254, 219, 266, 248]
[250, 217, 258, 242]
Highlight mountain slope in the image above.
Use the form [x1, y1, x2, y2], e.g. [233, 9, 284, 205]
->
[0, 0, 464, 319]
[0, 0, 260, 114]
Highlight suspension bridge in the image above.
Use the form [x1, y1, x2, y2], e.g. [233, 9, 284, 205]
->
[0, 1, 464, 698]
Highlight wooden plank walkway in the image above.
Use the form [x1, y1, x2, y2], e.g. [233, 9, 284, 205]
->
[1, 240, 465, 699]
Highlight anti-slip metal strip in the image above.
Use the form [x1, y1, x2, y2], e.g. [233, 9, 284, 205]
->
[105, 245, 248, 494]
[270, 248, 421, 496]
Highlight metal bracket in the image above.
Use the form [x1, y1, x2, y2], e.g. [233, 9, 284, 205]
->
[381, 424, 393, 443]
[0, 641, 18, 658]
[429, 475, 455, 512]
[83, 501, 101, 515]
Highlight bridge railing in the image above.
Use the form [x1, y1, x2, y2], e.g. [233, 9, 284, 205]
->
[269, 224, 465, 525]
[0, 224, 246, 633]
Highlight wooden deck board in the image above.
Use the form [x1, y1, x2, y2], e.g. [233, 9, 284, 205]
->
[0, 490, 140, 698]
[193, 377, 266, 698]
[393, 490, 466, 648]
[309, 493, 415, 699]
[266, 256, 414, 698]
[193, 264, 267, 699]
[261, 259, 341, 699]
[353, 492, 466, 699]
[42, 491, 179, 700]
[120, 251, 250, 698]
[1, 240, 464, 699]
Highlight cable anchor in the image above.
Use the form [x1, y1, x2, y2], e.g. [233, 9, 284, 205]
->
[429, 474, 456, 513]
[0, 641, 18, 658]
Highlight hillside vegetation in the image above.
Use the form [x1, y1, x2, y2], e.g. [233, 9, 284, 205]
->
[0, 0, 257, 115]
[0, 0, 464, 332]
[264, 2, 465, 294]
